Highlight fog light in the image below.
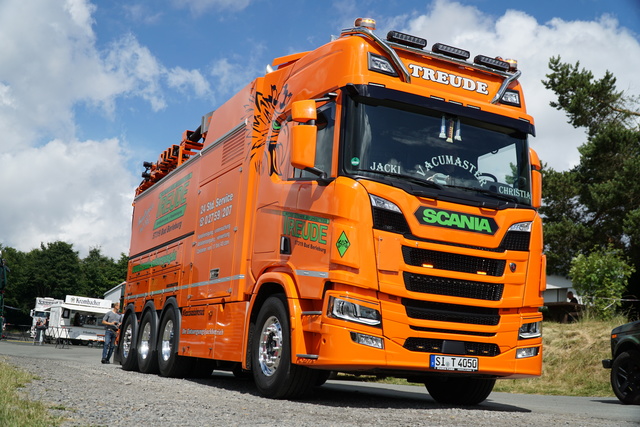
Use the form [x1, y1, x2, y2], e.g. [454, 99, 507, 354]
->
[500, 89, 521, 107]
[516, 347, 539, 359]
[368, 53, 398, 77]
[350, 332, 384, 349]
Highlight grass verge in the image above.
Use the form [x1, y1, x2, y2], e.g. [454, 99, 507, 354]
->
[492, 316, 622, 396]
[341, 316, 626, 397]
[0, 359, 61, 427]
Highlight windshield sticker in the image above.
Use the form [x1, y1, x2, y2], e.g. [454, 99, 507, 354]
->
[351, 157, 361, 167]
[414, 207, 497, 235]
[415, 155, 486, 185]
[369, 162, 401, 174]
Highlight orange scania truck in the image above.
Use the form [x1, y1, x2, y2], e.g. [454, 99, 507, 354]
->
[118, 18, 545, 405]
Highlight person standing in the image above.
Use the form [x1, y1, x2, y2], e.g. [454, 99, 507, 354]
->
[34, 318, 46, 345]
[101, 302, 121, 364]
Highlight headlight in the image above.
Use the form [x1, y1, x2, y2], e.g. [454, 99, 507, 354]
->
[328, 296, 381, 327]
[370, 194, 401, 213]
[519, 321, 541, 339]
[508, 222, 532, 232]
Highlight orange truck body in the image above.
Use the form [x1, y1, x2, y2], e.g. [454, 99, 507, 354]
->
[120, 19, 545, 403]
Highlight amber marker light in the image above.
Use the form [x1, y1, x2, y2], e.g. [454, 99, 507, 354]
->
[355, 17, 376, 30]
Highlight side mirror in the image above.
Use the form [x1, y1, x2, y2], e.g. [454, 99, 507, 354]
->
[290, 100, 324, 177]
[529, 148, 542, 208]
[291, 100, 317, 123]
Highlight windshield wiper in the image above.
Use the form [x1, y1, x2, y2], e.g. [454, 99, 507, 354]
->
[359, 171, 444, 191]
[446, 185, 520, 204]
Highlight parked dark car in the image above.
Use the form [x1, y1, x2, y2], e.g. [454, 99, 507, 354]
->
[602, 320, 640, 404]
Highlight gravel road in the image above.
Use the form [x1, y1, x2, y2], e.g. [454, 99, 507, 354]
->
[1, 342, 638, 426]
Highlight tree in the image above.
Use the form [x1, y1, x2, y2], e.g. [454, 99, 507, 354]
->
[542, 57, 640, 308]
[28, 241, 84, 299]
[81, 248, 127, 298]
[569, 245, 635, 319]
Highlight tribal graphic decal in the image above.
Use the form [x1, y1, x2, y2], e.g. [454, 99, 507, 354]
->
[246, 84, 293, 176]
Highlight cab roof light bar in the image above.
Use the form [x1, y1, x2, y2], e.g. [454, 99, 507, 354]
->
[387, 31, 427, 49]
[343, 18, 522, 103]
[432, 43, 470, 60]
[473, 55, 510, 72]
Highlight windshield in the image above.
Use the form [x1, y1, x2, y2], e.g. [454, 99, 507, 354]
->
[342, 93, 533, 205]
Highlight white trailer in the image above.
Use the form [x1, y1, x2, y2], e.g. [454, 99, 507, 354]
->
[44, 295, 113, 345]
[30, 297, 64, 337]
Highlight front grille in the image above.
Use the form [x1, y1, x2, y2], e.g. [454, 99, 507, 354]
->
[404, 272, 504, 301]
[402, 246, 505, 276]
[500, 231, 530, 251]
[404, 337, 500, 356]
[403, 298, 500, 326]
[372, 207, 411, 234]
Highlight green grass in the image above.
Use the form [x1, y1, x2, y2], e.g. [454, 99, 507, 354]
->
[0, 359, 61, 427]
[492, 316, 624, 396]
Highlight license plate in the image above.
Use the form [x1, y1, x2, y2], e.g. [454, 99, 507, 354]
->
[430, 355, 478, 372]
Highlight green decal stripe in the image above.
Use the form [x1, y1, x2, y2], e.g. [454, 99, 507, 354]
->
[282, 211, 330, 224]
[159, 172, 192, 198]
[154, 205, 187, 229]
[132, 251, 178, 273]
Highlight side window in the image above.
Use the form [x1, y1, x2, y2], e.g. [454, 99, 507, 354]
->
[293, 102, 335, 179]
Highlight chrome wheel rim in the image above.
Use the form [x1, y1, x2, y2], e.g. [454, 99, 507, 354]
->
[122, 323, 133, 359]
[139, 321, 151, 360]
[160, 319, 174, 362]
[258, 315, 282, 377]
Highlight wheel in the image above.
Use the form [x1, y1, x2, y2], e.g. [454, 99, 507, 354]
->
[425, 376, 495, 405]
[118, 313, 138, 371]
[611, 350, 640, 405]
[157, 305, 191, 378]
[251, 294, 319, 399]
[137, 310, 159, 374]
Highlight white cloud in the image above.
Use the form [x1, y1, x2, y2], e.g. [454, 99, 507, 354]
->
[210, 55, 263, 98]
[394, 0, 640, 171]
[0, 0, 218, 257]
[167, 67, 212, 97]
[0, 138, 134, 258]
[103, 34, 167, 112]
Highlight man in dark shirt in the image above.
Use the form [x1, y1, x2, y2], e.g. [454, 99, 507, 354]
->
[101, 302, 121, 364]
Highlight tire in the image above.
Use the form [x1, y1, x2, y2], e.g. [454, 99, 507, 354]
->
[425, 376, 496, 405]
[188, 358, 216, 378]
[118, 312, 138, 371]
[157, 305, 191, 378]
[251, 294, 319, 399]
[314, 370, 332, 387]
[611, 350, 640, 405]
[137, 310, 159, 374]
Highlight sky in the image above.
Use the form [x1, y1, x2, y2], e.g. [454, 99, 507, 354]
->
[0, 0, 639, 259]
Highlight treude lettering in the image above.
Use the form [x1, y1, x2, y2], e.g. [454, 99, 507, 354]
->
[408, 64, 489, 95]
